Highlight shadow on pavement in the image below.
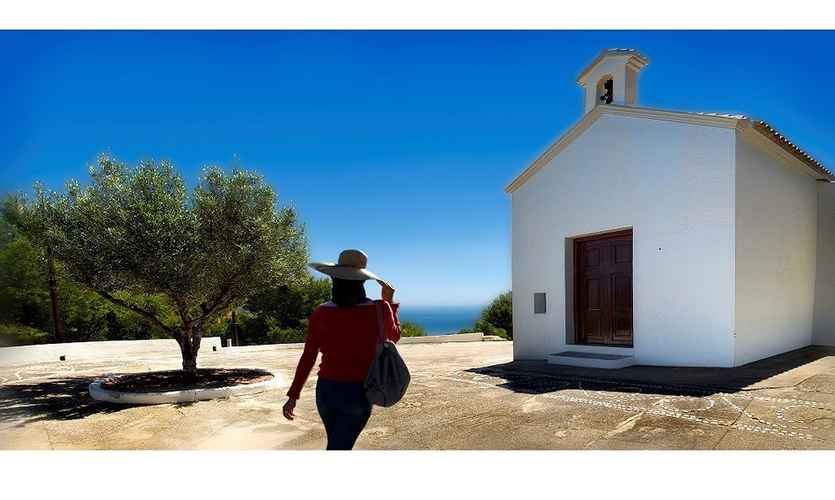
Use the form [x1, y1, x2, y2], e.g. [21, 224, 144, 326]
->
[466, 365, 716, 397]
[467, 345, 835, 396]
[0, 373, 146, 424]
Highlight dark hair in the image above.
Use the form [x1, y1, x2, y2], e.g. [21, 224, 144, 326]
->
[331, 278, 368, 308]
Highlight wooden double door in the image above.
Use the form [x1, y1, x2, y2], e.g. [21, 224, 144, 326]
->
[574, 229, 633, 346]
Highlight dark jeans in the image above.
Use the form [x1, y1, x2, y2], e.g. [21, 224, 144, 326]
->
[315, 378, 373, 450]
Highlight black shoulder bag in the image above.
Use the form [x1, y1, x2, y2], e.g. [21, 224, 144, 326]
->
[364, 301, 410, 407]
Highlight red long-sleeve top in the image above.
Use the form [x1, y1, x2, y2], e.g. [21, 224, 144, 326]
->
[286, 299, 401, 400]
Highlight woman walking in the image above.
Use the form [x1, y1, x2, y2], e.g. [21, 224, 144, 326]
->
[282, 249, 402, 450]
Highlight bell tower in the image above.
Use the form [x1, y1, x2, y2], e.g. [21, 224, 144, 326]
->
[576, 49, 649, 115]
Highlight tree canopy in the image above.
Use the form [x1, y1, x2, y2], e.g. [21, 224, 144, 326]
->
[2, 156, 308, 379]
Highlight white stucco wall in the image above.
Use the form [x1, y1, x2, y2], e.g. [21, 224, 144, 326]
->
[510, 111, 737, 366]
[734, 132, 819, 365]
[813, 181, 835, 345]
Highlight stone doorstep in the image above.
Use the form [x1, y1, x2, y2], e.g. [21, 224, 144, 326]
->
[548, 350, 636, 369]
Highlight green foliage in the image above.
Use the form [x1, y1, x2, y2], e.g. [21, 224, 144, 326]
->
[265, 319, 308, 344]
[224, 311, 306, 346]
[2, 155, 309, 375]
[245, 276, 331, 330]
[482, 291, 512, 338]
[0, 217, 52, 330]
[0, 211, 168, 346]
[460, 291, 513, 340]
[220, 276, 330, 346]
[203, 276, 330, 346]
[0, 323, 52, 347]
[400, 321, 426, 337]
[4, 156, 308, 323]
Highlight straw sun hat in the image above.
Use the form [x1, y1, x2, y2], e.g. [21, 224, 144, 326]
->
[308, 249, 381, 282]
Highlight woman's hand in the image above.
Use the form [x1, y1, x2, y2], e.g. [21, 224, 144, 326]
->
[283, 398, 297, 420]
[377, 279, 395, 302]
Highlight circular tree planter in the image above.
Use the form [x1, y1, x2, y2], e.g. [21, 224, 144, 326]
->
[89, 367, 282, 405]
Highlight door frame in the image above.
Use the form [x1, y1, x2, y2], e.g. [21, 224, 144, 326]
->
[571, 228, 634, 347]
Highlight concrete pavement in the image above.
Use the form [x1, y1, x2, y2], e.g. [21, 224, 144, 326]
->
[1, 339, 834, 450]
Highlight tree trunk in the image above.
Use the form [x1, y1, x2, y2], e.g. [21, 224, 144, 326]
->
[181, 348, 198, 383]
[177, 326, 203, 383]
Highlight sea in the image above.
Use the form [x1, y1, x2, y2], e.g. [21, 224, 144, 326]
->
[397, 304, 485, 336]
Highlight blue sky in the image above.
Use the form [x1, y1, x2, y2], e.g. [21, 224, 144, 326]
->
[2, 28, 835, 307]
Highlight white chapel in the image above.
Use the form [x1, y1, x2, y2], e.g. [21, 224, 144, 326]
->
[506, 49, 835, 368]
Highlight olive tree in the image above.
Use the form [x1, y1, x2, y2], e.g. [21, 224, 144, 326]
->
[2, 156, 308, 381]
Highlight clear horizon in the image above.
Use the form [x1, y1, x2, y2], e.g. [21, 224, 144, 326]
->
[3, 28, 835, 307]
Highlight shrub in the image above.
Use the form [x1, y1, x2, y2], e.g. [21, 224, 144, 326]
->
[266, 319, 307, 344]
[0, 323, 52, 347]
[459, 291, 512, 340]
[400, 321, 426, 337]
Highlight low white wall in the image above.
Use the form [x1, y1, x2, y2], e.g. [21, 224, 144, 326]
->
[0, 334, 491, 367]
[0, 337, 223, 367]
[398, 333, 485, 344]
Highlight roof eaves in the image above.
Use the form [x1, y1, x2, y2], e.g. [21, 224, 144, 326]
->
[506, 106, 605, 194]
[751, 121, 835, 182]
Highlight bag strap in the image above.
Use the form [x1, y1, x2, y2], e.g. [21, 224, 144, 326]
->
[375, 301, 387, 342]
